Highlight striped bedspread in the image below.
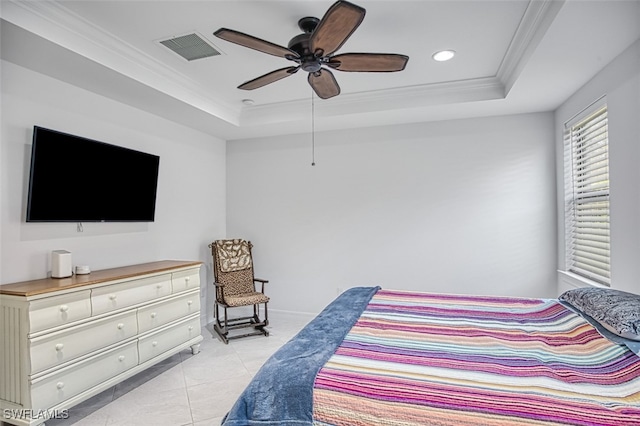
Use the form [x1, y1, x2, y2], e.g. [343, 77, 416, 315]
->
[313, 289, 640, 425]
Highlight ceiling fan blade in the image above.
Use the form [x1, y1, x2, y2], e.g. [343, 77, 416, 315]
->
[328, 53, 409, 72]
[214, 28, 299, 59]
[308, 68, 340, 99]
[310, 1, 366, 57]
[238, 66, 300, 90]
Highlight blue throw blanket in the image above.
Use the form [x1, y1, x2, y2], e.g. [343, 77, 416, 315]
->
[222, 286, 380, 425]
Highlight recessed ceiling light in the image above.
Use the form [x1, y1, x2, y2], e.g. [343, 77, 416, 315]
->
[241, 99, 255, 106]
[432, 50, 456, 62]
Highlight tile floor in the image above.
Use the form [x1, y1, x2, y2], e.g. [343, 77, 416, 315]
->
[42, 311, 313, 426]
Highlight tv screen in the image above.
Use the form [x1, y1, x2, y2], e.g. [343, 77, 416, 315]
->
[26, 126, 160, 222]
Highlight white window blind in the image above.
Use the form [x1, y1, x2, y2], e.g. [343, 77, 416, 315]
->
[564, 105, 610, 285]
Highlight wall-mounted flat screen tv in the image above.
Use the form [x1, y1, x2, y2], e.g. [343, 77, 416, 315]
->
[26, 126, 160, 222]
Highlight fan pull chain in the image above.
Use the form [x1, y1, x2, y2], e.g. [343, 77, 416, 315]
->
[311, 90, 316, 166]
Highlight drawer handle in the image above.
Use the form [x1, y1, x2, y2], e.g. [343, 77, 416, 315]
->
[185, 277, 190, 282]
[55, 343, 64, 351]
[118, 355, 125, 362]
[156, 284, 163, 289]
[152, 341, 158, 347]
[150, 312, 157, 318]
[109, 294, 117, 301]
[188, 326, 193, 331]
[56, 382, 65, 390]
[117, 323, 124, 330]
[187, 300, 193, 306]
[59, 305, 69, 312]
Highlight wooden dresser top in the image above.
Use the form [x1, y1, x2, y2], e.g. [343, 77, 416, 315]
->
[0, 260, 203, 297]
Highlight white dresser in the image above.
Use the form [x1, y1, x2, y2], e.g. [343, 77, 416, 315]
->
[0, 260, 203, 426]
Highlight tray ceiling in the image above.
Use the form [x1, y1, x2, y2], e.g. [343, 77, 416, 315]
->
[1, 1, 639, 139]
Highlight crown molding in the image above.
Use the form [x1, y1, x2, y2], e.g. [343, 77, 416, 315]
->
[240, 76, 505, 126]
[497, 0, 565, 95]
[1, 0, 241, 126]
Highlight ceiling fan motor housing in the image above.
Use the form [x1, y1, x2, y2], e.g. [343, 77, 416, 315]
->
[289, 16, 323, 73]
[288, 31, 323, 73]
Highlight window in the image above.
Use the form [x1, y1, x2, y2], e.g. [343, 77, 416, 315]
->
[564, 104, 610, 285]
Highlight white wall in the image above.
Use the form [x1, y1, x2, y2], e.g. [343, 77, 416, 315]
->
[555, 39, 640, 295]
[0, 60, 227, 323]
[227, 112, 557, 314]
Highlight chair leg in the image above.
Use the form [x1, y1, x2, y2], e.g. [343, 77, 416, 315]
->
[253, 303, 258, 322]
[263, 302, 269, 327]
[252, 303, 269, 337]
[213, 303, 230, 344]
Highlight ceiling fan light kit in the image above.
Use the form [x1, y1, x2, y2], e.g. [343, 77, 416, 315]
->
[213, 0, 409, 100]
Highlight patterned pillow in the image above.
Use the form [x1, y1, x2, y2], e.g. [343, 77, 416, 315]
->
[215, 239, 253, 272]
[559, 287, 640, 341]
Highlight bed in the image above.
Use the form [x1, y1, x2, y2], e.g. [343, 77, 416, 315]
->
[221, 286, 640, 426]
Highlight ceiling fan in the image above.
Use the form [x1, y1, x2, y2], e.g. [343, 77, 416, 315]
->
[213, 0, 409, 100]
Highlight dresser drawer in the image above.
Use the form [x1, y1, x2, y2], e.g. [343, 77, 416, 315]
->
[137, 290, 200, 333]
[29, 290, 91, 333]
[171, 268, 200, 293]
[31, 341, 138, 410]
[30, 311, 138, 374]
[91, 274, 171, 315]
[138, 315, 200, 364]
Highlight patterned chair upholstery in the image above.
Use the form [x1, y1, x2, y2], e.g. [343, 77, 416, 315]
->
[209, 239, 269, 344]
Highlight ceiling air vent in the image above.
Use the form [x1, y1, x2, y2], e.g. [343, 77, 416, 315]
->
[159, 32, 221, 61]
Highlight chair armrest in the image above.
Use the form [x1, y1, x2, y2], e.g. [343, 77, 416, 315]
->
[254, 278, 268, 294]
